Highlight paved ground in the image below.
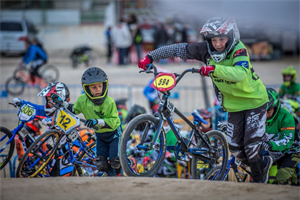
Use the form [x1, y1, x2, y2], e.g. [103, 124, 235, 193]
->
[0, 55, 299, 200]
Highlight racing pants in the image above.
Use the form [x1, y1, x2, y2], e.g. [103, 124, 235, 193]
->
[226, 103, 267, 182]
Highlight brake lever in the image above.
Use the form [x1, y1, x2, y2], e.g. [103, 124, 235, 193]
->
[9, 102, 18, 108]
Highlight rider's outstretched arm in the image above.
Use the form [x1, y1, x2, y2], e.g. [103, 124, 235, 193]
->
[149, 42, 209, 63]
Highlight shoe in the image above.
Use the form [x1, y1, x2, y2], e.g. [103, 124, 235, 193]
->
[128, 157, 137, 172]
[263, 155, 273, 183]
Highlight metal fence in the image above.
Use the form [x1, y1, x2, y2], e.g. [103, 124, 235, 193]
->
[0, 83, 216, 116]
[0, 83, 281, 115]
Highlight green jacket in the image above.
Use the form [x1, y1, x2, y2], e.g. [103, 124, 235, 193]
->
[209, 41, 268, 112]
[265, 108, 299, 161]
[278, 82, 300, 102]
[150, 41, 268, 112]
[73, 94, 121, 133]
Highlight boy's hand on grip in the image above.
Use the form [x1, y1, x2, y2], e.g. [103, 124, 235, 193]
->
[85, 119, 98, 128]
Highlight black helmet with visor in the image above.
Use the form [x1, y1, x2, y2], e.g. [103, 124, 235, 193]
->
[81, 67, 108, 106]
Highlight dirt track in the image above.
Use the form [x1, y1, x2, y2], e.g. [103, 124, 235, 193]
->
[1, 177, 299, 200]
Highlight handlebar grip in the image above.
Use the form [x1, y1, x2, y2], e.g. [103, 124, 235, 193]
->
[191, 68, 200, 73]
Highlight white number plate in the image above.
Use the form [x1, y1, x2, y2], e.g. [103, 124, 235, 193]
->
[19, 127, 29, 138]
[68, 131, 79, 142]
[167, 100, 175, 113]
[60, 135, 67, 145]
[19, 104, 36, 122]
[234, 157, 242, 166]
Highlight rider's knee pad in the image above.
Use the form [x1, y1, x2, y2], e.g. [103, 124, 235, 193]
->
[96, 156, 108, 171]
[109, 157, 120, 169]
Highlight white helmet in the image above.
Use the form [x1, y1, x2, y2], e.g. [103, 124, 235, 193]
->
[38, 82, 70, 116]
[200, 17, 240, 63]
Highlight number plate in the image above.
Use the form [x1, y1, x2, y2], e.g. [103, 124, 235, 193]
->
[54, 107, 80, 133]
[19, 127, 30, 138]
[166, 100, 175, 113]
[60, 135, 67, 146]
[234, 157, 242, 166]
[152, 73, 176, 92]
[18, 104, 36, 122]
[68, 130, 79, 142]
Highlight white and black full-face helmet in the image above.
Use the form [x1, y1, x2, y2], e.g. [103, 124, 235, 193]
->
[200, 17, 240, 63]
[81, 67, 108, 106]
[38, 82, 70, 116]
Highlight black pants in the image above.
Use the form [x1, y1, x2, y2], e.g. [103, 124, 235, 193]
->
[226, 103, 267, 182]
[30, 59, 45, 78]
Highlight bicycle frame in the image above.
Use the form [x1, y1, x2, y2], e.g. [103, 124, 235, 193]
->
[65, 133, 97, 169]
[0, 122, 35, 155]
[211, 154, 251, 181]
[137, 66, 218, 163]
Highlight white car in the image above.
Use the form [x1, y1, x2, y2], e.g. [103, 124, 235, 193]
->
[0, 18, 39, 55]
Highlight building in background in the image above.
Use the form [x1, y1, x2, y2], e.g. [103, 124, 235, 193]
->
[1, 0, 299, 59]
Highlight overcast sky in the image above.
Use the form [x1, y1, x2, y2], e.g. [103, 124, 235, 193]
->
[152, 0, 299, 32]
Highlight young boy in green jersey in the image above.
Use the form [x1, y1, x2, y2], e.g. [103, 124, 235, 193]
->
[263, 88, 300, 185]
[51, 67, 121, 176]
[279, 66, 300, 102]
[138, 17, 272, 183]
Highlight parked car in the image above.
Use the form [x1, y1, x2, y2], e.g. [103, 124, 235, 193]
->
[0, 18, 39, 55]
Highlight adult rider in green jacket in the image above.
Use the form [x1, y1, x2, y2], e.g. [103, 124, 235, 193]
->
[138, 17, 272, 183]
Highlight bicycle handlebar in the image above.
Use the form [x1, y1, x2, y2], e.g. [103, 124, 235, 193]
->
[140, 64, 201, 87]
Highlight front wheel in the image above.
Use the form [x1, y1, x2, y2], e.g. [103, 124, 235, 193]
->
[5, 77, 26, 96]
[119, 114, 166, 177]
[191, 130, 229, 180]
[16, 130, 61, 178]
[0, 127, 15, 170]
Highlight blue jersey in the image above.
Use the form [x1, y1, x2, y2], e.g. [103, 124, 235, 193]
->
[143, 79, 159, 102]
[22, 44, 47, 64]
[21, 100, 48, 117]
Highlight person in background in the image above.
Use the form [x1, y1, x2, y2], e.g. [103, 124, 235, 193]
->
[194, 108, 213, 133]
[21, 37, 48, 83]
[278, 66, 300, 102]
[105, 26, 113, 65]
[133, 23, 143, 62]
[112, 19, 132, 65]
[263, 88, 300, 185]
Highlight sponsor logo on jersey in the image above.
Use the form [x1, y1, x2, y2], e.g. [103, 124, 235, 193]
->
[233, 48, 247, 58]
[234, 61, 249, 69]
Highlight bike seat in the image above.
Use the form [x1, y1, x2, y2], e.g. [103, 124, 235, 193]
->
[192, 112, 209, 125]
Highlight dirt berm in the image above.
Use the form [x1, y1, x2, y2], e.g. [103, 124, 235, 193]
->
[1, 177, 299, 200]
